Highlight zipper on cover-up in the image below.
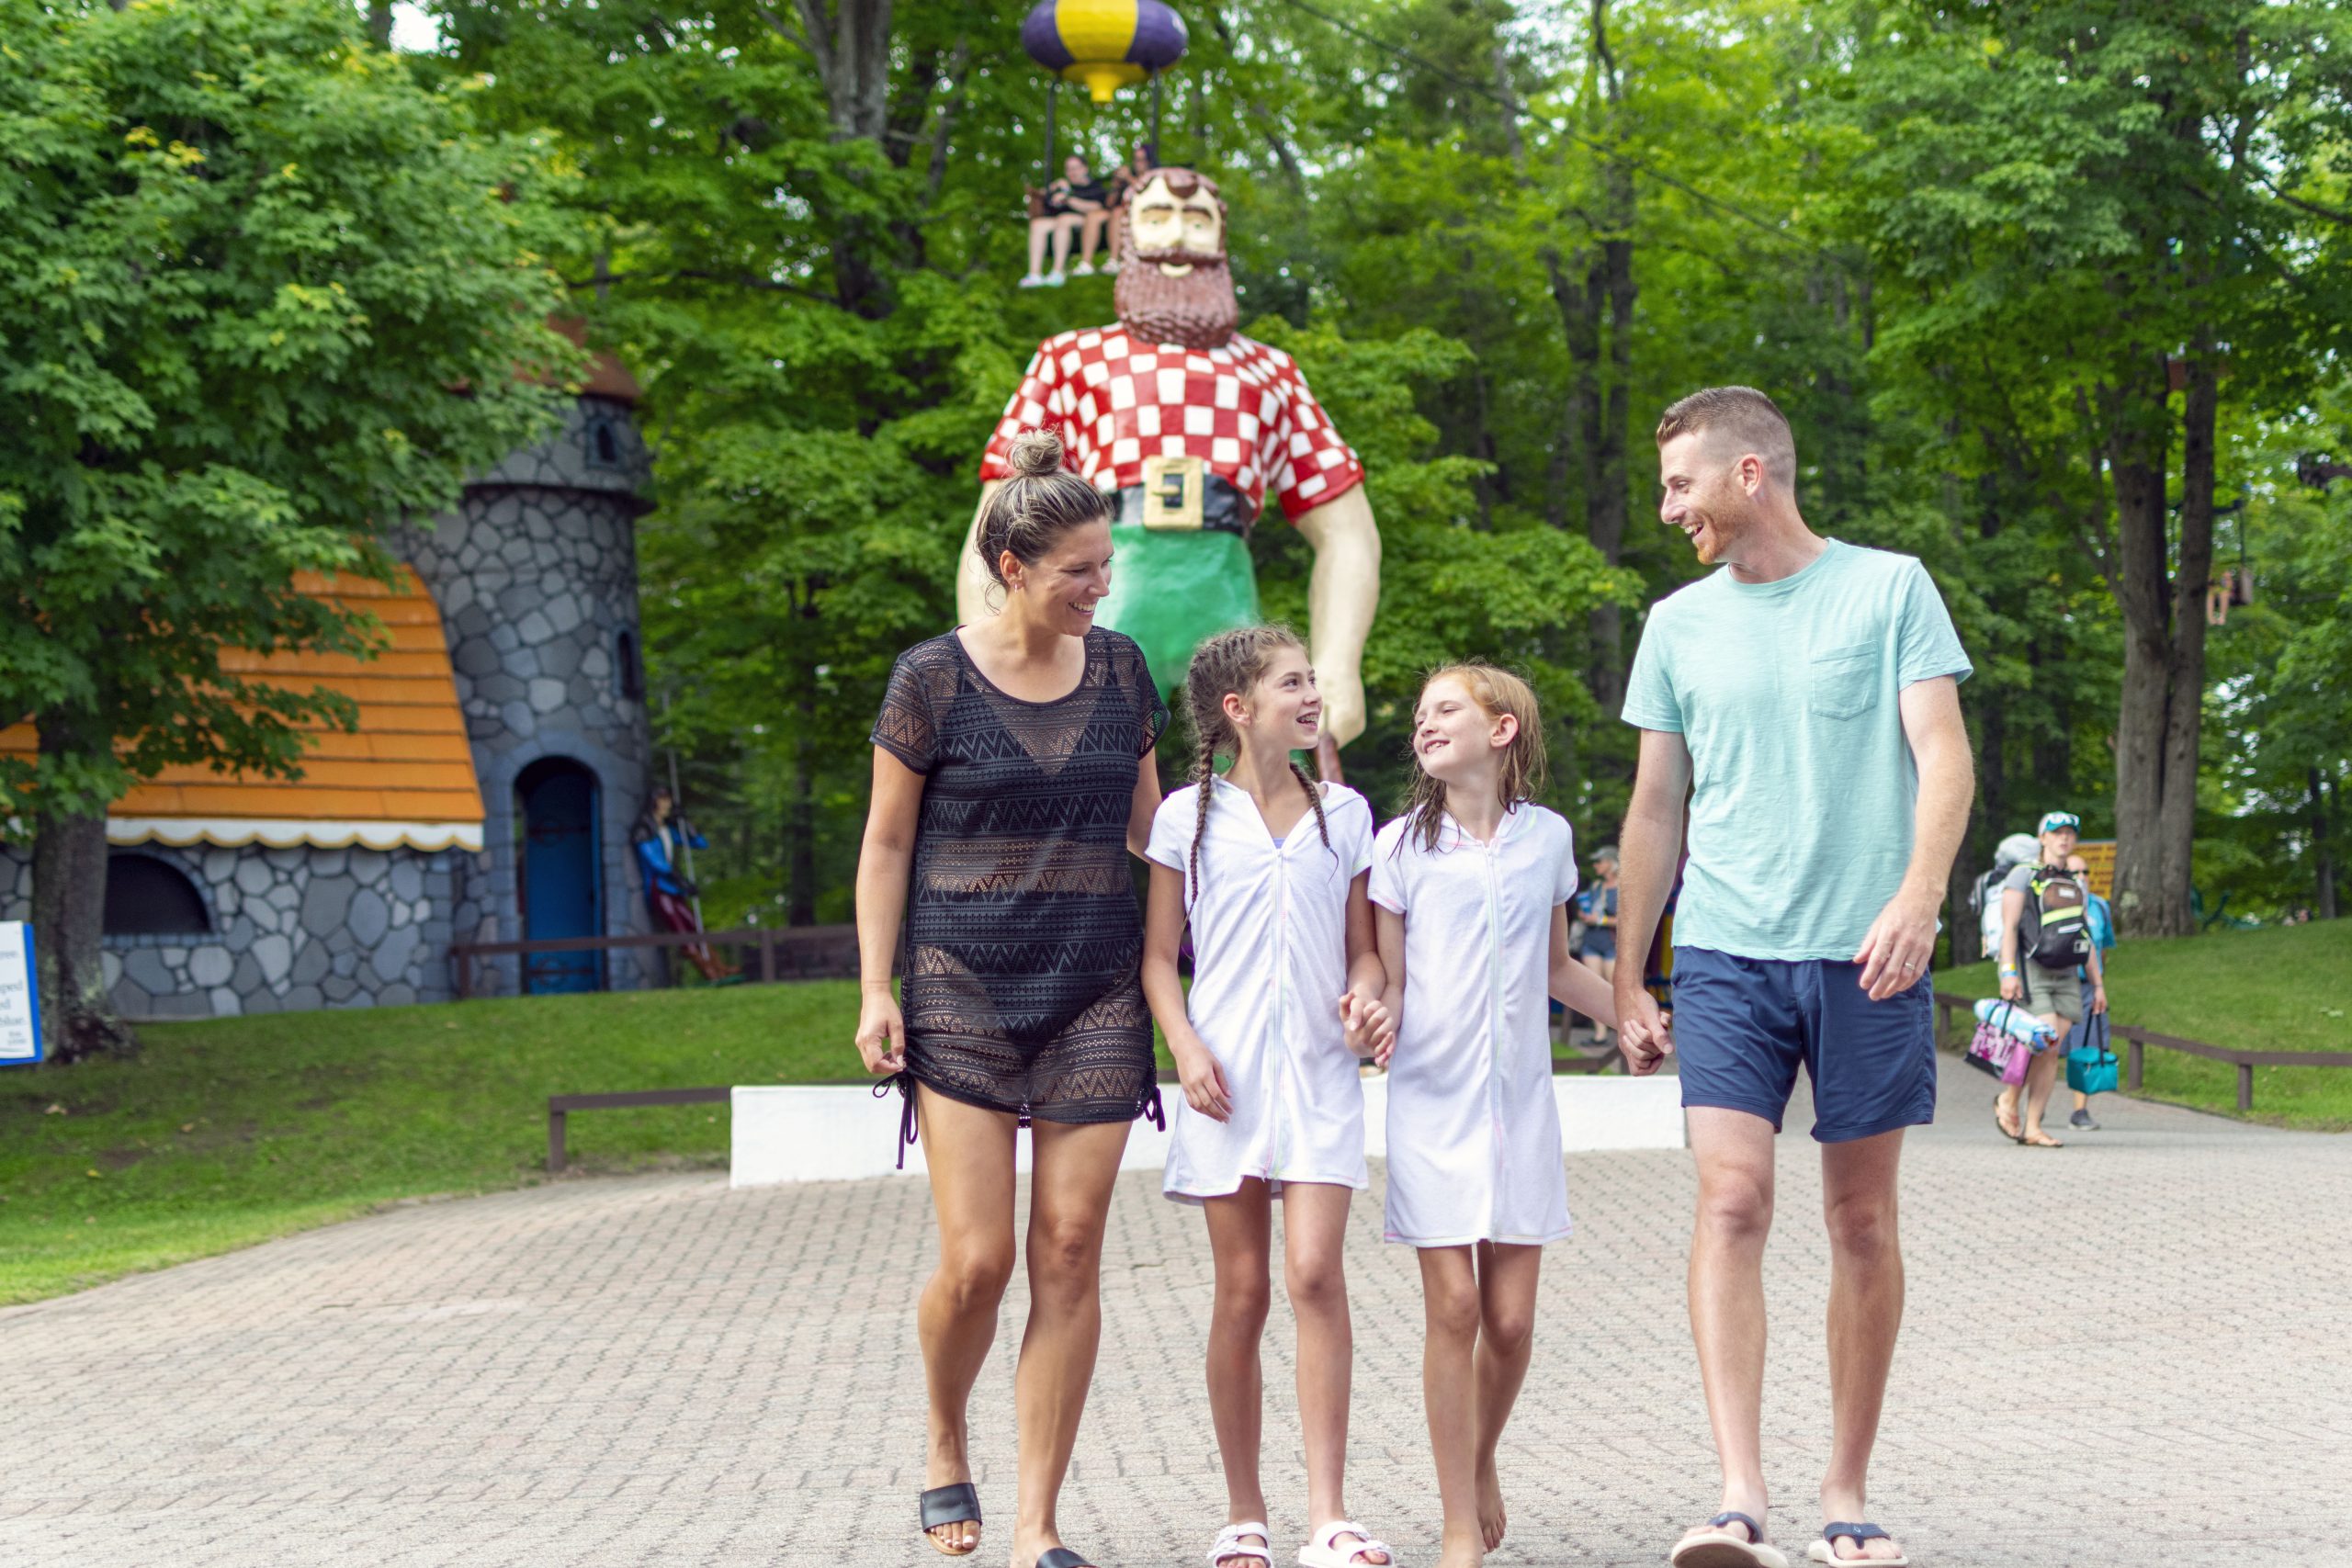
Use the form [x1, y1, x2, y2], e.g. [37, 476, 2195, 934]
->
[1272, 841, 1292, 1174]
[1482, 832, 1506, 1236]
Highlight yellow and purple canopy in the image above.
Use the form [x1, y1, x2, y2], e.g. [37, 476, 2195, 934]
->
[1022, 0, 1188, 103]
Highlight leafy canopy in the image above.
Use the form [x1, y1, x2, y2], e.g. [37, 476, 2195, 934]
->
[0, 0, 577, 815]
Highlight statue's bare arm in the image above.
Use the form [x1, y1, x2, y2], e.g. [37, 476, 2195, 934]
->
[956, 481, 1002, 626]
[1292, 483, 1381, 747]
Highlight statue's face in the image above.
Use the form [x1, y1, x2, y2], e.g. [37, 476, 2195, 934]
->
[1129, 175, 1223, 274]
[1114, 167, 1238, 350]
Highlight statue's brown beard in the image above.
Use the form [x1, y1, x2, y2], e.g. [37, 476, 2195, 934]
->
[1115, 245, 1240, 351]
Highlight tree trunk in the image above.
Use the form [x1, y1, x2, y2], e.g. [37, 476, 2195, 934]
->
[776, 0, 897, 311]
[365, 1, 395, 48]
[2314, 768, 2339, 921]
[30, 714, 135, 1063]
[1579, 0, 1635, 713]
[787, 706, 818, 928]
[2107, 355, 2212, 937]
[1587, 220, 1635, 712]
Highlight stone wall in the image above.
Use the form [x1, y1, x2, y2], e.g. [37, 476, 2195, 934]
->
[0, 842, 463, 1020]
[397, 393, 661, 995]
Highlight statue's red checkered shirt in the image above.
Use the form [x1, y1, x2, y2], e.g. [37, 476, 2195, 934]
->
[979, 326, 1365, 523]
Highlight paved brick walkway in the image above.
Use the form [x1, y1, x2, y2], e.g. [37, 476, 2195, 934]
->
[4, 1059, 2344, 1567]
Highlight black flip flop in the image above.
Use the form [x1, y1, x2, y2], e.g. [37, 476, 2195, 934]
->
[1992, 1094, 2022, 1143]
[1809, 1520, 1909, 1564]
[919, 1483, 982, 1556]
[1036, 1550, 1100, 1568]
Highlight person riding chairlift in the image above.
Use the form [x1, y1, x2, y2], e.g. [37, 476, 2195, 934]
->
[1022, 154, 1110, 288]
[1102, 141, 1157, 272]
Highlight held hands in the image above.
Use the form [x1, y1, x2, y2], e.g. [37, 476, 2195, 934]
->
[1612, 976, 1672, 1076]
[1171, 1038, 1235, 1122]
[1854, 886, 1941, 1001]
[1337, 988, 1396, 1065]
[1998, 970, 2024, 1004]
[2091, 982, 2109, 1016]
[853, 987, 906, 1075]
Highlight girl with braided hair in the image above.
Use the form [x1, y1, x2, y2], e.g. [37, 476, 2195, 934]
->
[1366, 663, 1622, 1568]
[1139, 625, 1396, 1568]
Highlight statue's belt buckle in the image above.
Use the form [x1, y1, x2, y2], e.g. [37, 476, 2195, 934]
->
[1139, 454, 1206, 532]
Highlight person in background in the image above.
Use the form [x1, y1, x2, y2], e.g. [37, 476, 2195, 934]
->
[1023, 154, 1109, 288]
[1995, 811, 2106, 1147]
[631, 786, 734, 982]
[2065, 851, 2117, 1133]
[1975, 831, 2041, 965]
[1102, 141, 1157, 270]
[1576, 845, 1623, 1050]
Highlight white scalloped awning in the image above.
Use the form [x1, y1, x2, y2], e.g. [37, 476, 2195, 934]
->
[107, 818, 482, 853]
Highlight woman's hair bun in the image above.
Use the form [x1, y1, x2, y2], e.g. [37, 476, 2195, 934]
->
[1006, 427, 1066, 478]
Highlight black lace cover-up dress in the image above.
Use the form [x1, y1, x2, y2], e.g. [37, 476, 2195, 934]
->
[871, 627, 1168, 1135]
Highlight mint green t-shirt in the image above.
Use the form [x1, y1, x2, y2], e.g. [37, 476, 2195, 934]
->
[1620, 539, 1972, 962]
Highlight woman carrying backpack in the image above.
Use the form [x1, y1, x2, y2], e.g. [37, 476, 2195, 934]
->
[1994, 811, 2108, 1147]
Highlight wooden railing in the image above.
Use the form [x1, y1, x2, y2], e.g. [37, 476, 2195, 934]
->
[451, 922, 865, 999]
[1932, 990, 2350, 1111]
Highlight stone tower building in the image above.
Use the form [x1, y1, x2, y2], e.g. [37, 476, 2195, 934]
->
[399, 349, 661, 996]
[0, 339, 663, 1014]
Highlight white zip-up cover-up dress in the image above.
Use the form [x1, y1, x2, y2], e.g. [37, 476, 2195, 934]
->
[1148, 779, 1376, 1201]
[1369, 804, 1579, 1247]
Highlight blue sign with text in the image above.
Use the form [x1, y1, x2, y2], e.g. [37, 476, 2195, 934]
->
[0, 920, 42, 1066]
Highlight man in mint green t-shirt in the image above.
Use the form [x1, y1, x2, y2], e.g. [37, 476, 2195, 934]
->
[1613, 387, 1974, 1568]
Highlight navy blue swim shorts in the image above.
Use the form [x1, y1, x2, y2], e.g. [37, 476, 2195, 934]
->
[1668, 946, 1937, 1143]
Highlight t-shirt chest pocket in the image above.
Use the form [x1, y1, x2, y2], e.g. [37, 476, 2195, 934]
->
[1808, 643, 1880, 720]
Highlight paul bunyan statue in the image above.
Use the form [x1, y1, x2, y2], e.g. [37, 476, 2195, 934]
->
[961, 167, 1382, 773]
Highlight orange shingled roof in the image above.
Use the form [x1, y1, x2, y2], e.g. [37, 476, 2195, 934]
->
[0, 567, 483, 848]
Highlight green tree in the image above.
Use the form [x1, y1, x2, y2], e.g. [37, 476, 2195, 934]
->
[1844, 0, 2352, 934]
[0, 0, 573, 1058]
[432, 0, 1642, 920]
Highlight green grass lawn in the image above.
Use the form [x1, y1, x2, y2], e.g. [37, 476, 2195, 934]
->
[0, 981, 869, 1306]
[1938, 918, 2352, 1131]
[6, 922, 2342, 1307]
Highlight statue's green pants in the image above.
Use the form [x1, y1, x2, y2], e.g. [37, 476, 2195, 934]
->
[1094, 525, 1260, 704]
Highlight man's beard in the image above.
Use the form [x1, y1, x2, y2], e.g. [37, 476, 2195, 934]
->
[1685, 496, 1748, 566]
[1115, 244, 1240, 351]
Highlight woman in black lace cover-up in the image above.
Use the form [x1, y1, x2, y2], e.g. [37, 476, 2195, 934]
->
[854, 430, 1164, 1568]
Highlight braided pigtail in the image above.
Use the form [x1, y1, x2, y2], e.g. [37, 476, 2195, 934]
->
[1287, 760, 1332, 864]
[1186, 728, 1216, 908]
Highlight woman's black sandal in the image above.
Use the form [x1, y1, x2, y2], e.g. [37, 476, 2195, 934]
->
[919, 1483, 982, 1556]
[1035, 1551, 1100, 1568]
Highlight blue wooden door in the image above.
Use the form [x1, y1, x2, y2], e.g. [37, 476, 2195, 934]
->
[516, 758, 605, 994]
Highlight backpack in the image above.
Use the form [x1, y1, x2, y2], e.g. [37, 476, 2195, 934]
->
[2018, 865, 2091, 970]
[1969, 866, 2008, 962]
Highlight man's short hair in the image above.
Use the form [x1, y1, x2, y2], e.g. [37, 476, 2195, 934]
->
[1656, 386, 1797, 491]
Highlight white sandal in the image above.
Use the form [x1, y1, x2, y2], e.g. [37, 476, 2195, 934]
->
[1208, 1521, 1273, 1568]
[1297, 1520, 1396, 1568]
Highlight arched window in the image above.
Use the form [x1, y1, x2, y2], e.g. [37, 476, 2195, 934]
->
[583, 409, 625, 470]
[103, 854, 210, 936]
[616, 628, 645, 701]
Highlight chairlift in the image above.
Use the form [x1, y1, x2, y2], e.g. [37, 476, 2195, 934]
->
[2205, 498, 2254, 627]
[1018, 0, 1187, 254]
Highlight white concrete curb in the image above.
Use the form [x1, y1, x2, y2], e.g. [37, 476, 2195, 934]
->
[730, 1074, 1684, 1188]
